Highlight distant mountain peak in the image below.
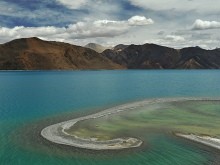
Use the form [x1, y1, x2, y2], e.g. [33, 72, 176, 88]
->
[85, 43, 110, 53]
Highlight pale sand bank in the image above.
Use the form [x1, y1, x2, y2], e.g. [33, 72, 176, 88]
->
[176, 134, 220, 150]
[41, 97, 217, 150]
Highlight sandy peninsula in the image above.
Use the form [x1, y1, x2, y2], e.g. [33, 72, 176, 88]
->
[40, 99, 158, 150]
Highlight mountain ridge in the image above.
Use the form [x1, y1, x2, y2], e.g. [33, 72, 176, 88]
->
[0, 37, 220, 70]
[102, 43, 220, 69]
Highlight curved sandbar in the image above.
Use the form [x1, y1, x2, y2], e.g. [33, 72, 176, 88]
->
[176, 134, 220, 150]
[41, 98, 218, 150]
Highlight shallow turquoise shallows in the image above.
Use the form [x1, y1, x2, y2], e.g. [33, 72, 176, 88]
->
[0, 70, 220, 165]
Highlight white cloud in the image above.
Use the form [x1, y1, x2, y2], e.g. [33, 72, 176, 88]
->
[128, 0, 220, 13]
[56, 0, 88, 9]
[67, 20, 128, 38]
[192, 19, 220, 30]
[164, 35, 185, 42]
[0, 16, 153, 44]
[128, 16, 154, 26]
[0, 26, 64, 38]
[144, 37, 219, 49]
[55, 0, 122, 20]
[67, 16, 154, 38]
[1, 1, 220, 49]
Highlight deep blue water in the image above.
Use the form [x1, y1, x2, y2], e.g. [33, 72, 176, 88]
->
[0, 70, 220, 165]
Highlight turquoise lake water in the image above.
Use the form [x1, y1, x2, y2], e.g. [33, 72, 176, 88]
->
[0, 70, 220, 165]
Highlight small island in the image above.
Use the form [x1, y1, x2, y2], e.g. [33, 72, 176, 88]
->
[41, 98, 220, 151]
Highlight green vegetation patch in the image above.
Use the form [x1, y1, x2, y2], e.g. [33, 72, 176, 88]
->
[65, 100, 220, 140]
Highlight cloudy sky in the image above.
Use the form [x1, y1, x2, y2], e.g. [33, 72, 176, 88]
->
[0, 0, 220, 49]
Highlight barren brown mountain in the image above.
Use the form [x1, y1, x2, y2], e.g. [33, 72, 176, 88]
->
[0, 37, 123, 70]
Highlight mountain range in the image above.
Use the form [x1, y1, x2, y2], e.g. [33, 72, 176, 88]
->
[0, 37, 220, 70]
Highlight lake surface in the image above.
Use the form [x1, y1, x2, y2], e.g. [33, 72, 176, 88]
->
[0, 70, 220, 165]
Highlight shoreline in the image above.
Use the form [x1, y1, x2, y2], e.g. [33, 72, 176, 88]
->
[41, 97, 219, 150]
